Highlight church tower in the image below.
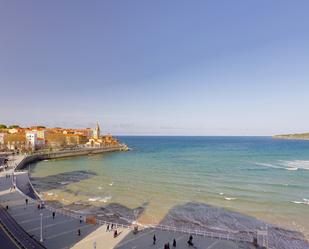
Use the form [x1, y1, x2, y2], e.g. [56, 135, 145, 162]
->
[93, 122, 100, 139]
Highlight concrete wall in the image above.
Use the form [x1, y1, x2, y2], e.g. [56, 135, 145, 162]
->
[16, 146, 123, 170]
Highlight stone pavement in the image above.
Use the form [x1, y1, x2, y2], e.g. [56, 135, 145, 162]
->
[113, 228, 256, 249]
[0, 174, 100, 249]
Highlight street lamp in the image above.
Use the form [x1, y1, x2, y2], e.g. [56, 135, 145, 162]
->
[40, 213, 43, 242]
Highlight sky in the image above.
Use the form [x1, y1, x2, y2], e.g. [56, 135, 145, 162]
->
[0, 0, 309, 135]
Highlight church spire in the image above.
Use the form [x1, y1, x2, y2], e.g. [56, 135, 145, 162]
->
[93, 121, 100, 139]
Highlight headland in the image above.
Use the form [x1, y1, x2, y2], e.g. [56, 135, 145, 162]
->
[273, 132, 309, 140]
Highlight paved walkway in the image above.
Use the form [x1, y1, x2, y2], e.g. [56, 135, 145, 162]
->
[113, 228, 256, 249]
[0, 222, 20, 249]
[0, 173, 100, 249]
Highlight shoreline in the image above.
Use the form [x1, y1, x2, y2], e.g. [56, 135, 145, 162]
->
[10, 148, 309, 248]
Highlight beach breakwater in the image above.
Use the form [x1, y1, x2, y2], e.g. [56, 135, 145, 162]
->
[15, 146, 125, 171]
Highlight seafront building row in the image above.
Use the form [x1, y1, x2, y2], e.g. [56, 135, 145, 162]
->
[0, 122, 119, 152]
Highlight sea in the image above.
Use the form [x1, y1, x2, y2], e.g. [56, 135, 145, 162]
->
[30, 136, 309, 247]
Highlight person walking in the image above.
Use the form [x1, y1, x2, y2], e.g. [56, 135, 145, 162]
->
[187, 235, 194, 247]
[114, 230, 118, 238]
[78, 229, 81, 236]
[173, 238, 176, 247]
[106, 224, 110, 232]
[25, 198, 28, 205]
[52, 211, 55, 219]
[153, 234, 156, 245]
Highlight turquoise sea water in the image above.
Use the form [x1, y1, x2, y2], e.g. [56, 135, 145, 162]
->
[31, 136, 309, 238]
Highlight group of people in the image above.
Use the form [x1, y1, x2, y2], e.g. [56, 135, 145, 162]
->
[153, 234, 194, 248]
[106, 223, 119, 238]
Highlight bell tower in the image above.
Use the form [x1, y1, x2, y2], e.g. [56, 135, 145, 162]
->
[93, 122, 100, 139]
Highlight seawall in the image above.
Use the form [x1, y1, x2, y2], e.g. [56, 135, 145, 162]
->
[15, 146, 124, 170]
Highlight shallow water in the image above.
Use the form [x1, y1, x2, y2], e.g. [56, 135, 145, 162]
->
[30, 136, 309, 239]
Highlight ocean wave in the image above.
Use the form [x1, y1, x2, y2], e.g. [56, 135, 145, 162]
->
[224, 196, 237, 201]
[253, 162, 283, 169]
[254, 160, 309, 171]
[291, 199, 309, 205]
[58, 181, 71, 185]
[88, 196, 112, 203]
[279, 160, 309, 170]
[286, 167, 298, 171]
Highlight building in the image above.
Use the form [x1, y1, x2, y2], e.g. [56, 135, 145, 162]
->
[65, 134, 88, 146]
[93, 122, 100, 139]
[36, 130, 46, 140]
[25, 131, 37, 150]
[86, 122, 119, 148]
[0, 133, 6, 149]
[8, 128, 22, 134]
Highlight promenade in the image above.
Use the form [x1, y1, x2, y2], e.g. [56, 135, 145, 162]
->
[0, 155, 260, 249]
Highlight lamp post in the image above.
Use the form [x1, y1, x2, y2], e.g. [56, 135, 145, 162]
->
[40, 213, 43, 242]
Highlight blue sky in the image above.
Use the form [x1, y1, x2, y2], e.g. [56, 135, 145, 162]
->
[0, 0, 308, 135]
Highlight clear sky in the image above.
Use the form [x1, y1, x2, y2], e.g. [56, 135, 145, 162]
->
[0, 1, 308, 135]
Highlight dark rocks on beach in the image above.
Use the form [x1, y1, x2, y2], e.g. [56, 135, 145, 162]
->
[30, 170, 97, 192]
[159, 202, 309, 249]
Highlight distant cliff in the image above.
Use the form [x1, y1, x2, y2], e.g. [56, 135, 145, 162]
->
[273, 133, 309, 140]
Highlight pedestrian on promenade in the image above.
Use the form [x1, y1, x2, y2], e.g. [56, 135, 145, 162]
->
[173, 238, 176, 247]
[111, 223, 114, 230]
[52, 211, 55, 219]
[106, 224, 110, 232]
[37, 204, 40, 209]
[153, 234, 156, 245]
[187, 235, 194, 247]
[6, 205, 8, 210]
[78, 229, 81, 236]
[80, 216, 82, 223]
[25, 198, 28, 205]
[114, 229, 118, 238]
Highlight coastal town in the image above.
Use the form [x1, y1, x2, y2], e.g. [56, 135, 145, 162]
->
[0, 122, 121, 153]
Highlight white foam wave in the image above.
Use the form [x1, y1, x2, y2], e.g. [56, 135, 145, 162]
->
[219, 192, 224, 195]
[109, 182, 114, 186]
[224, 196, 236, 201]
[59, 181, 71, 185]
[286, 167, 298, 171]
[291, 199, 309, 205]
[253, 162, 283, 169]
[88, 196, 112, 203]
[254, 160, 309, 171]
[279, 160, 309, 170]
[88, 197, 101, 202]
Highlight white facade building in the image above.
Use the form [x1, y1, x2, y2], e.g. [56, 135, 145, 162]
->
[26, 132, 37, 149]
[0, 133, 5, 145]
